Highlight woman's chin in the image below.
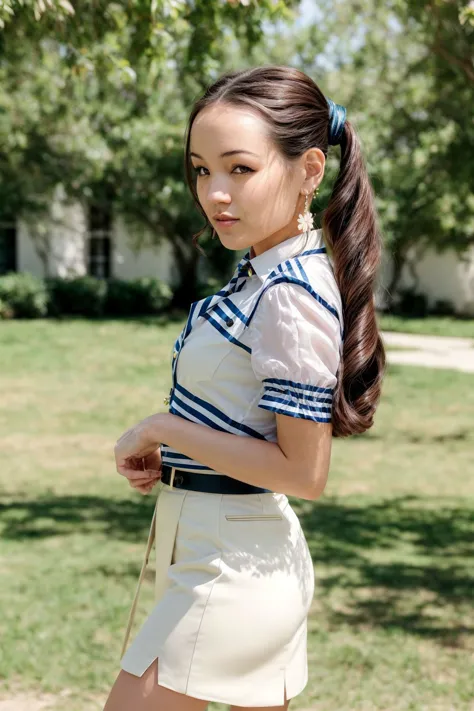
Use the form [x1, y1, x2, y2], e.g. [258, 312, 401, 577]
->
[216, 231, 250, 252]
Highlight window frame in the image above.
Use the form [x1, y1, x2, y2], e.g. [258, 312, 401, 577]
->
[87, 206, 112, 279]
[0, 221, 17, 275]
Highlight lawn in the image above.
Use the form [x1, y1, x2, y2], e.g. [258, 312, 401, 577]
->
[0, 318, 473, 711]
[379, 313, 474, 339]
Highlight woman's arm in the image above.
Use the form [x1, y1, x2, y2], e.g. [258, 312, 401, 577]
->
[115, 283, 339, 499]
[145, 411, 332, 500]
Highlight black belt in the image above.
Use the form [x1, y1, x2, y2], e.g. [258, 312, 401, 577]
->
[160, 464, 273, 495]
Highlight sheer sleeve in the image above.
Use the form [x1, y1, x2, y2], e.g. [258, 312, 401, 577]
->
[248, 282, 342, 423]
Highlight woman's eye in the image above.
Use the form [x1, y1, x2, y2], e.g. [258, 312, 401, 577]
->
[233, 165, 253, 174]
[192, 165, 253, 177]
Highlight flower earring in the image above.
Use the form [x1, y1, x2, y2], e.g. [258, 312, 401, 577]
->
[297, 188, 319, 233]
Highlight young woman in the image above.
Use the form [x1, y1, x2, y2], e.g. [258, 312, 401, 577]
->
[105, 65, 386, 711]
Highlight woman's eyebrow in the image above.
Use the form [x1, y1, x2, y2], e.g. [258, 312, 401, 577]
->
[190, 149, 260, 159]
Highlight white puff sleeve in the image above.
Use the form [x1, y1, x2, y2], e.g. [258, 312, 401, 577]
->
[248, 283, 342, 423]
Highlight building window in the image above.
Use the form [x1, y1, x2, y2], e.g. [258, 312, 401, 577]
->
[0, 223, 17, 275]
[88, 205, 112, 279]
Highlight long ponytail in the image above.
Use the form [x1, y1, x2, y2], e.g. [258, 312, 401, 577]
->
[183, 65, 386, 437]
[323, 119, 386, 437]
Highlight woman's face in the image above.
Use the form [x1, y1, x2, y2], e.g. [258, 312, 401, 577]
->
[189, 103, 320, 256]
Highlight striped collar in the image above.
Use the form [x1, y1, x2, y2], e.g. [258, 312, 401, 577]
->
[174, 227, 330, 359]
[237, 228, 325, 282]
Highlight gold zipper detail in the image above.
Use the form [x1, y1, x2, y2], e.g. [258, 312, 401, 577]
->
[225, 514, 283, 521]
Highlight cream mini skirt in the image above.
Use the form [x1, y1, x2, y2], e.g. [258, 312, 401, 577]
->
[120, 478, 315, 708]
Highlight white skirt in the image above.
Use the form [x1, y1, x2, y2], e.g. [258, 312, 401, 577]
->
[120, 478, 315, 707]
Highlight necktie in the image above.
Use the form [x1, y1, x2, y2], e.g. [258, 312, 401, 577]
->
[231, 256, 255, 294]
[190, 255, 254, 327]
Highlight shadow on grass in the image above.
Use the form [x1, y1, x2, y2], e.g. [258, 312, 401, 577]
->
[358, 428, 474, 446]
[48, 311, 188, 327]
[1, 492, 473, 641]
[299, 494, 474, 644]
[0, 494, 157, 541]
[360, 428, 472, 443]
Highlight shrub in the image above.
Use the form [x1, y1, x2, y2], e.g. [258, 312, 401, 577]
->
[431, 299, 455, 317]
[0, 273, 173, 318]
[105, 277, 172, 316]
[393, 288, 429, 318]
[0, 297, 14, 320]
[46, 276, 108, 318]
[195, 277, 222, 301]
[0, 273, 49, 318]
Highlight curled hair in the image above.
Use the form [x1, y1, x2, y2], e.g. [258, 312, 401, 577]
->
[183, 65, 386, 437]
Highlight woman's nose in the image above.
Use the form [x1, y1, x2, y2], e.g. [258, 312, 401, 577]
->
[207, 181, 231, 203]
[209, 194, 231, 206]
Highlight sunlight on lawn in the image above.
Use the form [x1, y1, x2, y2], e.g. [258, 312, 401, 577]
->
[0, 319, 473, 711]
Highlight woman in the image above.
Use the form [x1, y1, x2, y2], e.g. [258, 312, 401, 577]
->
[104, 65, 386, 711]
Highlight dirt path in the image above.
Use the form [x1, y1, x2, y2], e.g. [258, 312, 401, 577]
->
[0, 695, 60, 711]
[0, 692, 102, 711]
[383, 331, 474, 373]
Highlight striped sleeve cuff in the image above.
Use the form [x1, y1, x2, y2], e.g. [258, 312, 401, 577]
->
[258, 378, 333, 423]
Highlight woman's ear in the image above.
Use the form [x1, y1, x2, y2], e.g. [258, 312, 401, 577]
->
[302, 147, 325, 193]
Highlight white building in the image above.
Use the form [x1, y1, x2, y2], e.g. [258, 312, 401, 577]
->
[377, 245, 474, 316]
[1, 187, 178, 286]
[1, 188, 474, 316]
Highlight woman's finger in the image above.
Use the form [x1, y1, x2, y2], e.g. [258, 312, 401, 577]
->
[117, 466, 161, 481]
[129, 478, 156, 489]
[118, 452, 161, 476]
[130, 480, 157, 494]
[142, 449, 162, 471]
[128, 477, 161, 486]
[127, 471, 161, 484]
[127, 455, 147, 471]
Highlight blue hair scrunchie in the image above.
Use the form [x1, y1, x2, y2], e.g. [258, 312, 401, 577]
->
[327, 97, 346, 146]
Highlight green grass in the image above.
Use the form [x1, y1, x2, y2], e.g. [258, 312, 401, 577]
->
[1, 318, 473, 711]
[379, 313, 474, 339]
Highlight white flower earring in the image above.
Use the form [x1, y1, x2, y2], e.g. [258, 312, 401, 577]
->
[297, 189, 319, 233]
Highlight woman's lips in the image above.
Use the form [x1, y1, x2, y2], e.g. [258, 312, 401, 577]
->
[215, 218, 240, 227]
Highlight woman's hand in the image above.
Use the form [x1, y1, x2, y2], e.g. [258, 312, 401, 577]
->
[114, 415, 163, 495]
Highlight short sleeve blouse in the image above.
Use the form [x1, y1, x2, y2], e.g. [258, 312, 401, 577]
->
[161, 228, 344, 474]
[248, 282, 342, 423]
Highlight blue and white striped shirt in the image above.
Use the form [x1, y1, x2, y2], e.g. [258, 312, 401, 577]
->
[161, 228, 343, 475]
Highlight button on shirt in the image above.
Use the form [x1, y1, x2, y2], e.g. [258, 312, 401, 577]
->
[161, 228, 344, 475]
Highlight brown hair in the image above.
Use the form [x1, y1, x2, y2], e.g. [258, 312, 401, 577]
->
[183, 65, 386, 437]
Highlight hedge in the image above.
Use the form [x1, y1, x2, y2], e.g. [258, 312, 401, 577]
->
[0, 273, 173, 319]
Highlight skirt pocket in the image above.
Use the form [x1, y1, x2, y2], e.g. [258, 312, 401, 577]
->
[225, 514, 283, 521]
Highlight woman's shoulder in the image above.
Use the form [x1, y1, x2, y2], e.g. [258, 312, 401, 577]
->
[260, 252, 343, 326]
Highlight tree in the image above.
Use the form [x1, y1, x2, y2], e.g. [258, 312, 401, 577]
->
[0, 0, 299, 305]
[317, 0, 474, 298]
[258, 0, 474, 301]
[3, 0, 473, 307]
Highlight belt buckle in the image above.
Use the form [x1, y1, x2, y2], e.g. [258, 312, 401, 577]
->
[169, 467, 184, 489]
